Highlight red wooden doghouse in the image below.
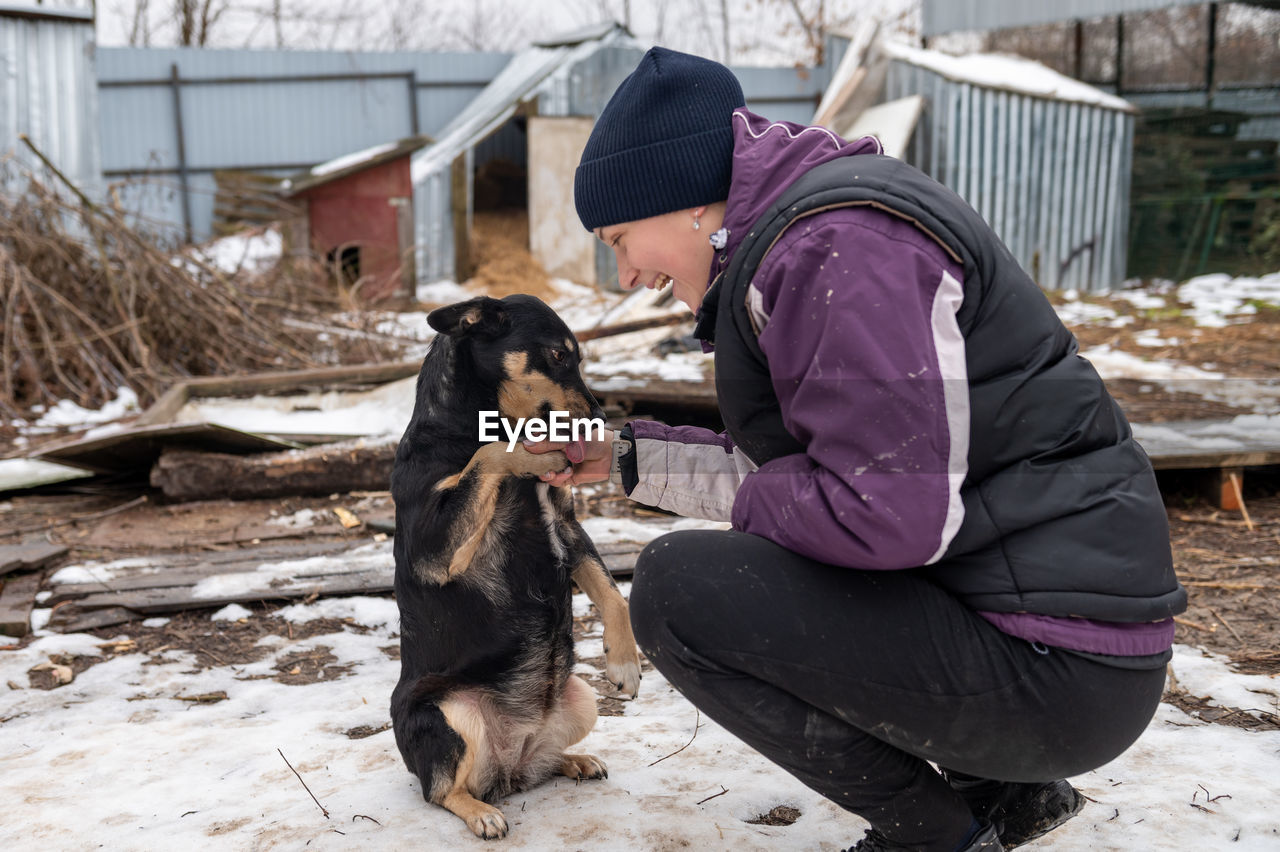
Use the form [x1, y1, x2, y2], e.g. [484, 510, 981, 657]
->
[284, 136, 431, 303]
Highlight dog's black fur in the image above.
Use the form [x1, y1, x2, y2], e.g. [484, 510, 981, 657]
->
[390, 294, 640, 839]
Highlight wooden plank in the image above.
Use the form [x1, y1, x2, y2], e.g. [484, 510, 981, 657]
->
[35, 423, 304, 474]
[1135, 419, 1280, 473]
[814, 66, 867, 129]
[451, 152, 472, 282]
[0, 571, 43, 637]
[602, 549, 638, 578]
[46, 606, 144, 633]
[52, 568, 395, 616]
[44, 540, 361, 601]
[575, 313, 690, 342]
[0, 542, 68, 578]
[1147, 448, 1280, 471]
[591, 378, 719, 411]
[840, 95, 924, 160]
[41, 536, 645, 632]
[151, 361, 423, 402]
[132, 382, 192, 427]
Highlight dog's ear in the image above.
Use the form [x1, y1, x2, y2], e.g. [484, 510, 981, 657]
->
[427, 297, 509, 339]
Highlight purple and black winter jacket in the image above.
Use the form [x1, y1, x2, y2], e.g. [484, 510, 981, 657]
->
[620, 110, 1186, 666]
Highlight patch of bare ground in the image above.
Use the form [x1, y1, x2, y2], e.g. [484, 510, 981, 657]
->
[78, 607, 361, 677]
[1163, 471, 1280, 728]
[1057, 295, 1280, 422]
[747, 805, 802, 826]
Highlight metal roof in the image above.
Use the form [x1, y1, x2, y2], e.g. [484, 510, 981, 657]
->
[410, 24, 637, 185]
[922, 0, 1280, 37]
[0, 1, 92, 22]
[283, 135, 432, 196]
[880, 40, 1135, 112]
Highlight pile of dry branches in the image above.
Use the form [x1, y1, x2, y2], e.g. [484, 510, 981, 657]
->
[0, 156, 395, 422]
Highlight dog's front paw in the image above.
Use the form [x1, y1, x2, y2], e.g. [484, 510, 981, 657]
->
[508, 445, 570, 479]
[605, 648, 642, 698]
[561, 753, 608, 781]
[465, 804, 509, 840]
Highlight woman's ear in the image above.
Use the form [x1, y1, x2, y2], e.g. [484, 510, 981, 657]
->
[427, 297, 509, 339]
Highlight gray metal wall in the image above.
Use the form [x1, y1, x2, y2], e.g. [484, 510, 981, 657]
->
[922, 0, 1217, 37]
[1, 3, 100, 196]
[97, 47, 511, 242]
[887, 60, 1134, 292]
[94, 42, 833, 259]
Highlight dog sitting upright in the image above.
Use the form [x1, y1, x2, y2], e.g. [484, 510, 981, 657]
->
[390, 294, 641, 839]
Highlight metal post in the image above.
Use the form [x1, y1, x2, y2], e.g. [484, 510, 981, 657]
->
[1115, 14, 1124, 96]
[170, 62, 194, 244]
[1206, 2, 1218, 109]
[1074, 19, 1084, 80]
[407, 72, 421, 136]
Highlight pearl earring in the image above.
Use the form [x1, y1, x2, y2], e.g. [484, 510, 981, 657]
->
[693, 218, 701, 230]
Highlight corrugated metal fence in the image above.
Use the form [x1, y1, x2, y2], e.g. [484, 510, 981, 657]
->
[0, 2, 100, 195]
[922, 0, 1215, 38]
[887, 60, 1135, 292]
[96, 43, 833, 250]
[96, 47, 512, 242]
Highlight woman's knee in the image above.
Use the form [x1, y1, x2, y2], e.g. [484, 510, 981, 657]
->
[630, 531, 689, 653]
[629, 529, 735, 657]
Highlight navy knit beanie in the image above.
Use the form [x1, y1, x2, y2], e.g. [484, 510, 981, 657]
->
[575, 47, 745, 231]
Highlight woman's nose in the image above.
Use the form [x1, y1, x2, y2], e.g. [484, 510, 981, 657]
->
[618, 264, 639, 290]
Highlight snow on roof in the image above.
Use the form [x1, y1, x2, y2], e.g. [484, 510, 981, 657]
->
[879, 40, 1135, 112]
[284, 136, 431, 196]
[310, 141, 400, 177]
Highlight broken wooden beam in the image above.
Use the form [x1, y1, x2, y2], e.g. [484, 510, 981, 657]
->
[0, 541, 67, 578]
[150, 437, 397, 502]
[0, 571, 44, 637]
[39, 536, 646, 633]
[575, 313, 690, 342]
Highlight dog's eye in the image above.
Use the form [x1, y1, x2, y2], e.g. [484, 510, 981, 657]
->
[549, 348, 568, 364]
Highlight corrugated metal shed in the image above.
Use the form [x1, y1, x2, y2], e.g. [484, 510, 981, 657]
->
[0, 1, 100, 195]
[920, 0, 1278, 37]
[97, 46, 511, 242]
[410, 23, 643, 285]
[882, 41, 1137, 292]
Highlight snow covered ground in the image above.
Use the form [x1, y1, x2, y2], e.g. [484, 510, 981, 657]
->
[2, 588, 1277, 851]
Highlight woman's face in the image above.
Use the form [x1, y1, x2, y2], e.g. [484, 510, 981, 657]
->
[595, 205, 722, 313]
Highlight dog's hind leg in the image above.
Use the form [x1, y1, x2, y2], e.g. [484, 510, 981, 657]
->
[551, 675, 608, 782]
[570, 548, 642, 698]
[434, 696, 509, 839]
[393, 685, 507, 839]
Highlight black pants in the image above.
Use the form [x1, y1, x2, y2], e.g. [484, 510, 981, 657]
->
[629, 530, 1167, 851]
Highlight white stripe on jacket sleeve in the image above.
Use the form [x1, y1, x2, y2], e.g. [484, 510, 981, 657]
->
[925, 267, 970, 564]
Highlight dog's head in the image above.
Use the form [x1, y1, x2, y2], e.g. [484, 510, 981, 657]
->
[427, 295, 605, 424]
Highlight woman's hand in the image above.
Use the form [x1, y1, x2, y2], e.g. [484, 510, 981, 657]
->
[523, 429, 617, 487]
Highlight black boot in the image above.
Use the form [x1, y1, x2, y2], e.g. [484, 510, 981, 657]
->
[847, 819, 1003, 851]
[940, 770, 1084, 849]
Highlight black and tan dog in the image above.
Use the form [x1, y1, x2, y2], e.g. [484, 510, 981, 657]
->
[390, 294, 641, 839]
